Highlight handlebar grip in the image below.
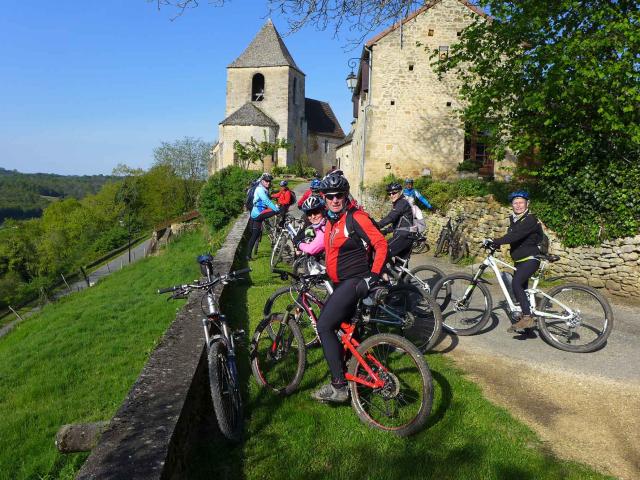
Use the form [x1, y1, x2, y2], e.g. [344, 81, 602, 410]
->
[157, 286, 179, 294]
[233, 267, 252, 276]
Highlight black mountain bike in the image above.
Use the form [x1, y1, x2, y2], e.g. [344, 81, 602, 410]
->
[158, 255, 251, 441]
[434, 216, 470, 263]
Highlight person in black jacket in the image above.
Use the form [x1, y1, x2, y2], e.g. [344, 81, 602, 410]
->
[377, 182, 415, 261]
[487, 190, 543, 332]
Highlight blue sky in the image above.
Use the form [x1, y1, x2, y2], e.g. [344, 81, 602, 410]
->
[0, 0, 368, 175]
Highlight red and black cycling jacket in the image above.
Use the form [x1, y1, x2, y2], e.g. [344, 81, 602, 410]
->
[324, 207, 388, 284]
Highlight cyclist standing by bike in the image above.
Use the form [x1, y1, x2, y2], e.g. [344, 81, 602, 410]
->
[377, 182, 415, 260]
[246, 173, 280, 261]
[403, 178, 433, 210]
[312, 174, 388, 403]
[485, 190, 543, 332]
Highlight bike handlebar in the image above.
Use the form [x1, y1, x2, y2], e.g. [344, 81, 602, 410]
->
[157, 285, 185, 294]
[157, 266, 252, 295]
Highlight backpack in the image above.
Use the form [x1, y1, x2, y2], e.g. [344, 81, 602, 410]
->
[287, 189, 297, 206]
[344, 208, 385, 258]
[538, 231, 550, 255]
[245, 181, 258, 210]
[411, 204, 427, 234]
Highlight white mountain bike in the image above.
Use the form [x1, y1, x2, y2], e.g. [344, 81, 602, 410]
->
[432, 243, 614, 352]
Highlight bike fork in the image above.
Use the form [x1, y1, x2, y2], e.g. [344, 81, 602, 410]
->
[460, 265, 487, 303]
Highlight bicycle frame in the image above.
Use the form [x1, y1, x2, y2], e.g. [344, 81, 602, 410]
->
[388, 257, 430, 293]
[468, 252, 576, 322]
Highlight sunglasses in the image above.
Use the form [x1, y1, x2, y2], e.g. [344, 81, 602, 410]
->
[388, 190, 401, 196]
[325, 192, 346, 200]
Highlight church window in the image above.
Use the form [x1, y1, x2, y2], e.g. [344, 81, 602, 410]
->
[408, 64, 414, 71]
[324, 139, 329, 154]
[293, 77, 297, 105]
[252, 73, 265, 101]
[390, 100, 395, 105]
[428, 29, 434, 36]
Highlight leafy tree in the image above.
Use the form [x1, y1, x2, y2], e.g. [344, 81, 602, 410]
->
[437, 0, 640, 244]
[199, 166, 256, 230]
[233, 137, 291, 170]
[153, 137, 212, 208]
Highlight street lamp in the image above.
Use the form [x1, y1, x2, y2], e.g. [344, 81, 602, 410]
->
[346, 57, 360, 93]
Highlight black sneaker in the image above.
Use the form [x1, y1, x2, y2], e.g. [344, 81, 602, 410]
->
[311, 383, 349, 403]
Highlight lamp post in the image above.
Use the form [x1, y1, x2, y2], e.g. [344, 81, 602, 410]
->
[346, 57, 360, 93]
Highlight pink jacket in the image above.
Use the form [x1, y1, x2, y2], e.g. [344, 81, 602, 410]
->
[298, 219, 326, 256]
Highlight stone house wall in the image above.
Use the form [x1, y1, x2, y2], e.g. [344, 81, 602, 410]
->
[215, 124, 277, 170]
[360, 190, 640, 298]
[306, 134, 343, 174]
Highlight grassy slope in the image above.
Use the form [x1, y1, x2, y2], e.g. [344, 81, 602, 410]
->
[188, 239, 613, 480]
[0, 227, 227, 480]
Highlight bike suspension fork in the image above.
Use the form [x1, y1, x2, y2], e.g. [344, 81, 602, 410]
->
[461, 264, 488, 303]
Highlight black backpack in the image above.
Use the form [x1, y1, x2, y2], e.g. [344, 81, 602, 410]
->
[245, 181, 258, 210]
[288, 189, 297, 206]
[538, 231, 550, 255]
[344, 208, 385, 257]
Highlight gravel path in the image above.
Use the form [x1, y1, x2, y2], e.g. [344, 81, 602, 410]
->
[412, 253, 640, 479]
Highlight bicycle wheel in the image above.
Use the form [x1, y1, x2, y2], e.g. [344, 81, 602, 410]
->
[371, 285, 443, 351]
[411, 236, 429, 254]
[405, 264, 446, 296]
[263, 286, 321, 348]
[348, 333, 433, 437]
[208, 340, 243, 442]
[537, 284, 614, 353]
[434, 231, 448, 257]
[432, 273, 492, 335]
[280, 237, 296, 265]
[450, 236, 468, 264]
[270, 234, 285, 269]
[250, 312, 306, 395]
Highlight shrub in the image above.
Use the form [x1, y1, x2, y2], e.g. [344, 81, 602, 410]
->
[198, 166, 256, 231]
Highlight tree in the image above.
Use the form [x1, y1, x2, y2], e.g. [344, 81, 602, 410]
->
[437, 0, 640, 244]
[233, 137, 291, 170]
[153, 137, 213, 209]
[152, 0, 425, 39]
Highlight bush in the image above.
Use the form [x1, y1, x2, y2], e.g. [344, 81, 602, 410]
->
[457, 159, 481, 172]
[198, 166, 256, 231]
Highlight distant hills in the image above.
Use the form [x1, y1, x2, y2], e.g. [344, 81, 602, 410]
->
[0, 167, 118, 223]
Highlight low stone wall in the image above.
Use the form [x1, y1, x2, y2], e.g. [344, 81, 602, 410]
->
[362, 191, 640, 298]
[75, 213, 249, 480]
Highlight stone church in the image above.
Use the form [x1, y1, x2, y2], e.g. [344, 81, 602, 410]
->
[209, 20, 345, 175]
[336, 0, 514, 198]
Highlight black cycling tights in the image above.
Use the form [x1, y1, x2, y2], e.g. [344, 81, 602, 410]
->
[317, 277, 361, 387]
[513, 258, 540, 315]
[246, 210, 278, 257]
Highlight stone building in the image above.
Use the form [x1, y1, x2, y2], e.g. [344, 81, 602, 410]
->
[210, 20, 344, 175]
[340, 0, 513, 198]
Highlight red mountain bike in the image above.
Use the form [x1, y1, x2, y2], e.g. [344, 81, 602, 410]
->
[250, 272, 433, 437]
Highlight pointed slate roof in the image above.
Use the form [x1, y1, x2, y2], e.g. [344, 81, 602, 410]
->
[305, 98, 345, 139]
[229, 20, 301, 72]
[220, 103, 278, 127]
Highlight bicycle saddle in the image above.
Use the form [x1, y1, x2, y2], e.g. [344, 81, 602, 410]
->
[535, 254, 560, 262]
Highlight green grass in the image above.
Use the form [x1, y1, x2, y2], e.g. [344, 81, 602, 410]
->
[186, 240, 613, 480]
[0, 227, 228, 480]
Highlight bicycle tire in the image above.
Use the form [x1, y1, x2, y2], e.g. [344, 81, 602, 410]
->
[348, 333, 433, 437]
[450, 236, 469, 264]
[432, 273, 492, 335]
[537, 284, 614, 353]
[405, 264, 447, 296]
[270, 234, 285, 269]
[371, 284, 443, 352]
[263, 286, 321, 348]
[250, 312, 306, 395]
[208, 340, 243, 442]
[434, 230, 448, 257]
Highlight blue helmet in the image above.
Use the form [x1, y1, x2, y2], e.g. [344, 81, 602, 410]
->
[508, 190, 530, 202]
[310, 179, 321, 189]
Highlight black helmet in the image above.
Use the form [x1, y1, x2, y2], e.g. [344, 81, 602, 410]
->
[386, 182, 403, 194]
[260, 172, 273, 182]
[319, 174, 350, 193]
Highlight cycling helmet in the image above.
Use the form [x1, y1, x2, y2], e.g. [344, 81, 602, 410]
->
[260, 172, 273, 182]
[319, 174, 350, 193]
[280, 180, 288, 187]
[310, 179, 322, 190]
[404, 178, 414, 184]
[325, 168, 344, 178]
[386, 182, 403, 194]
[508, 190, 530, 202]
[301, 195, 326, 213]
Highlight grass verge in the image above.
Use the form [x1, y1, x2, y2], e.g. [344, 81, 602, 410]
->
[186, 239, 613, 480]
[0, 226, 228, 480]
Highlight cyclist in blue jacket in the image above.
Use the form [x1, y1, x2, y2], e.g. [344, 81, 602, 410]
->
[246, 173, 280, 261]
[403, 178, 433, 210]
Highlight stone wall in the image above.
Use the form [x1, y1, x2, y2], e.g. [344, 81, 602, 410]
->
[76, 213, 249, 479]
[307, 134, 343, 174]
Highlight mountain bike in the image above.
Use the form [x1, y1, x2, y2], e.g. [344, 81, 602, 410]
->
[410, 231, 430, 254]
[434, 216, 469, 263]
[158, 255, 251, 441]
[432, 243, 614, 352]
[250, 278, 433, 436]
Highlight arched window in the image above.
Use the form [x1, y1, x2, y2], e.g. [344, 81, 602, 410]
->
[293, 77, 297, 105]
[252, 73, 265, 101]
